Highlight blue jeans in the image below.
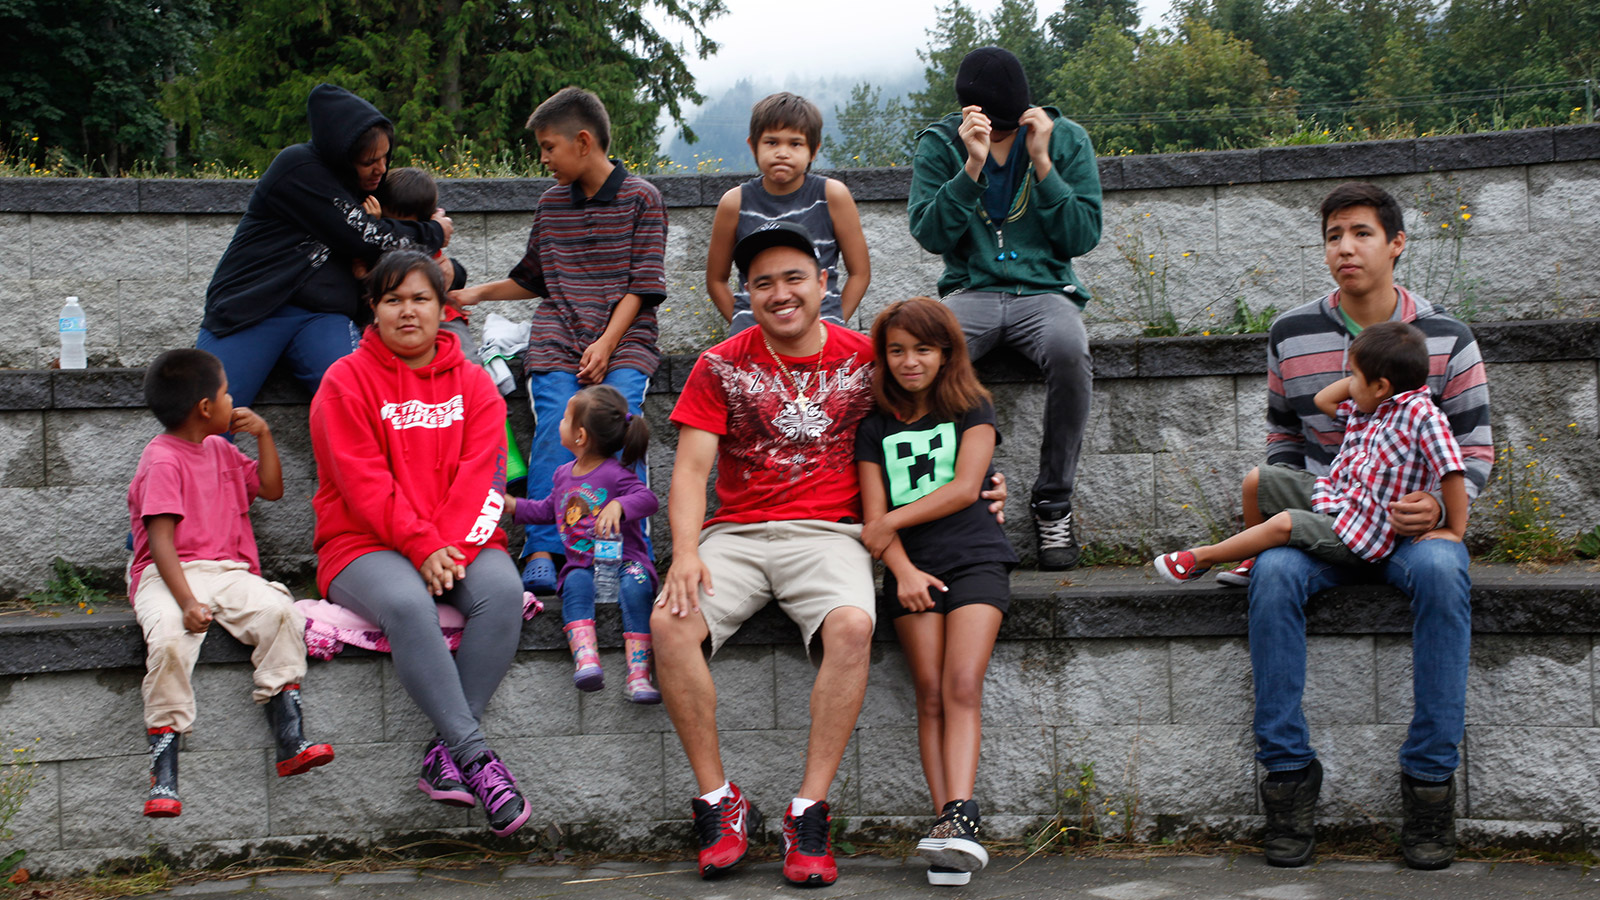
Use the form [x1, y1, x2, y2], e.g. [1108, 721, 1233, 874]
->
[1248, 537, 1471, 781]
[559, 563, 655, 634]
[197, 305, 362, 408]
[523, 368, 652, 559]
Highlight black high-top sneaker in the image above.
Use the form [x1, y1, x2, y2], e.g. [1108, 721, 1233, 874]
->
[265, 684, 335, 777]
[143, 727, 181, 818]
[1033, 500, 1081, 570]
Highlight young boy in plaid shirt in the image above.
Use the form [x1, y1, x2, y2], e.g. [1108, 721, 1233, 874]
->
[1153, 319, 1467, 585]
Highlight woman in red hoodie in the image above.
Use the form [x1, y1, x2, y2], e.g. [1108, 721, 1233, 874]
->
[310, 250, 531, 837]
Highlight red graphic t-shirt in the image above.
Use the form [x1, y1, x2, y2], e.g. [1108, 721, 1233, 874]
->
[671, 323, 876, 526]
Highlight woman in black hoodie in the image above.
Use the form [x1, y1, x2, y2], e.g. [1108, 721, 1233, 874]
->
[197, 84, 456, 409]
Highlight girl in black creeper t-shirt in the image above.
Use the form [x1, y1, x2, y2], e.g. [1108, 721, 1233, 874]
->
[854, 298, 1018, 887]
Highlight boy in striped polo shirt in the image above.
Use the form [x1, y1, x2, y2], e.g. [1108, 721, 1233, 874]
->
[454, 87, 666, 593]
[1233, 183, 1491, 873]
[1155, 319, 1469, 582]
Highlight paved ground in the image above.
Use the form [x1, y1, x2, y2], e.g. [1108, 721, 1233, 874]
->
[149, 854, 1600, 899]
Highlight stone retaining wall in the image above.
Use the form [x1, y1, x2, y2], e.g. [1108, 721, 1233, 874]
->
[2, 567, 1599, 877]
[4, 131, 1600, 875]
[0, 125, 1596, 370]
[0, 317, 1596, 594]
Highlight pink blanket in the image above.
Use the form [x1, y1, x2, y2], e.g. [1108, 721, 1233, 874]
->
[296, 593, 543, 661]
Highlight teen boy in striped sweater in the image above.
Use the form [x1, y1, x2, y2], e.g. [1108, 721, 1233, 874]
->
[1246, 182, 1491, 872]
[453, 87, 666, 596]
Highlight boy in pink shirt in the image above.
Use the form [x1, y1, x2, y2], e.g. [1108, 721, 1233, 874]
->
[127, 349, 333, 818]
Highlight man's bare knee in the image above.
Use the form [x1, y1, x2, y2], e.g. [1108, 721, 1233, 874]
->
[819, 607, 874, 655]
[651, 607, 708, 653]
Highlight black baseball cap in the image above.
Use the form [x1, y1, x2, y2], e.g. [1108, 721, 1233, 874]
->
[733, 221, 820, 276]
[955, 47, 1031, 131]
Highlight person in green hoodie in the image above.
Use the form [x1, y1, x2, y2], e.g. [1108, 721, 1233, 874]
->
[908, 47, 1102, 570]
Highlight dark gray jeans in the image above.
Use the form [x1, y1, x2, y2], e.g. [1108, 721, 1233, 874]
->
[328, 548, 523, 764]
[943, 291, 1092, 506]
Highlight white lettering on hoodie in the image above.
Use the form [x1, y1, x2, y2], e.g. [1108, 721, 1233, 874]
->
[381, 396, 465, 430]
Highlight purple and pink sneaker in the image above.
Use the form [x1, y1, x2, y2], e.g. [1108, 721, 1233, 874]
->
[463, 751, 532, 836]
[417, 741, 475, 807]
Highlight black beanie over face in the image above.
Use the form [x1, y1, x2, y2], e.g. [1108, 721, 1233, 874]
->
[955, 46, 1031, 131]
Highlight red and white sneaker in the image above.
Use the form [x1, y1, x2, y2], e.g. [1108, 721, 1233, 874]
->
[1153, 550, 1210, 585]
[1216, 557, 1256, 587]
[782, 801, 838, 886]
[692, 783, 761, 878]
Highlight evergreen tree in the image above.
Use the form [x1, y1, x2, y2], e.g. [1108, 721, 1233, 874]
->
[1046, 0, 1139, 54]
[175, 0, 723, 170]
[823, 82, 915, 167]
[989, 0, 1060, 105]
[1269, 0, 1368, 114]
[1053, 17, 1286, 153]
[0, 0, 210, 173]
[1050, 14, 1140, 147]
[910, 0, 990, 122]
[1355, 27, 1436, 130]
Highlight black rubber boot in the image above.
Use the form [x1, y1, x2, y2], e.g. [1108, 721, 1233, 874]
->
[1260, 759, 1321, 867]
[143, 728, 181, 818]
[265, 684, 335, 777]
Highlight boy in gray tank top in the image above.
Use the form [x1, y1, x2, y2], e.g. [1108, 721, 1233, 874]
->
[706, 92, 871, 334]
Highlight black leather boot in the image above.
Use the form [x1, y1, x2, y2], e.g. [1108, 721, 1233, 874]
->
[1260, 759, 1321, 867]
[265, 684, 335, 777]
[143, 728, 181, 818]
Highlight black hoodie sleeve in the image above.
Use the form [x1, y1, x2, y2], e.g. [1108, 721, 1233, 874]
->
[262, 159, 444, 264]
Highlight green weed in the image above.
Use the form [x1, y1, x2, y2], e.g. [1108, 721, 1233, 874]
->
[0, 740, 39, 881]
[1574, 524, 1600, 559]
[22, 558, 113, 613]
[1484, 438, 1574, 564]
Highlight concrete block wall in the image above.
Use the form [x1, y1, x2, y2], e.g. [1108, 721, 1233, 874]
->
[3, 570, 1599, 877]
[1, 318, 1597, 596]
[0, 126, 1596, 369]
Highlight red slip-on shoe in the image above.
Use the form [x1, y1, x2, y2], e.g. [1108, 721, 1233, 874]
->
[1153, 550, 1211, 585]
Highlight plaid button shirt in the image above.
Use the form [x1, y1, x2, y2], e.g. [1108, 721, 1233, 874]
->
[1311, 386, 1467, 562]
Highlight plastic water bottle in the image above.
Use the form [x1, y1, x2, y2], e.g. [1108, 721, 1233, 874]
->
[593, 538, 623, 605]
[58, 297, 86, 369]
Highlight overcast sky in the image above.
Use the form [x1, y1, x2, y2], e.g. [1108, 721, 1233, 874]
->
[659, 0, 1176, 98]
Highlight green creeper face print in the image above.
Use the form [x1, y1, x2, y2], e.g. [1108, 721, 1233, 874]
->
[883, 422, 957, 506]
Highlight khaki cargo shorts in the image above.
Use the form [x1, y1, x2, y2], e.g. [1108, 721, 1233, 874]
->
[682, 519, 875, 662]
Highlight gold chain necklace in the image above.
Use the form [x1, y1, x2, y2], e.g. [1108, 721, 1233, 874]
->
[761, 322, 828, 411]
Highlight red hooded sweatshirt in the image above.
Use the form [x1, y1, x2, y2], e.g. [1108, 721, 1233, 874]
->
[310, 325, 509, 595]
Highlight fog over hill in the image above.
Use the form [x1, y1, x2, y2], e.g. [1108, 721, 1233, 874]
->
[663, 68, 924, 170]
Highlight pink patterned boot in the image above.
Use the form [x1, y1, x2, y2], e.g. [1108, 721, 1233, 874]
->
[623, 632, 661, 704]
[564, 619, 604, 691]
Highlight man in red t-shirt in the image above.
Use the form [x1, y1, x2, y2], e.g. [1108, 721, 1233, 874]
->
[653, 223, 876, 887]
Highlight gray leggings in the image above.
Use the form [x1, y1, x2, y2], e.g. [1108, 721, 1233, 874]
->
[328, 548, 523, 764]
